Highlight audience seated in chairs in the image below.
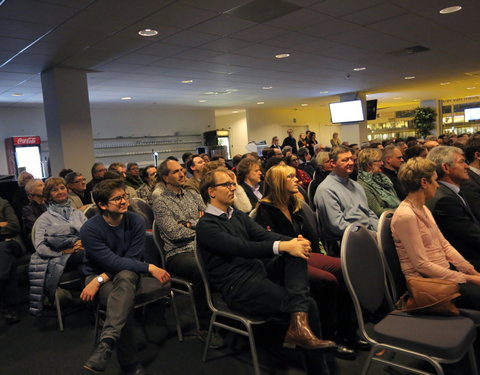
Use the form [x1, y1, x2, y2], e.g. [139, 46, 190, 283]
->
[314, 146, 378, 249]
[308, 152, 332, 204]
[381, 145, 406, 200]
[461, 138, 480, 222]
[65, 171, 91, 209]
[0, 197, 24, 324]
[108, 162, 138, 200]
[297, 147, 315, 178]
[29, 177, 87, 317]
[80, 179, 170, 374]
[391, 157, 480, 311]
[425, 146, 480, 268]
[21, 179, 46, 249]
[11, 171, 34, 223]
[197, 169, 336, 375]
[86, 162, 107, 198]
[135, 165, 157, 205]
[153, 159, 223, 348]
[254, 164, 365, 359]
[356, 148, 400, 217]
[125, 162, 143, 190]
[183, 154, 206, 194]
[286, 153, 311, 191]
[235, 158, 263, 214]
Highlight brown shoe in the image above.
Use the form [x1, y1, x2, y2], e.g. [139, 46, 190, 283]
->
[283, 312, 337, 350]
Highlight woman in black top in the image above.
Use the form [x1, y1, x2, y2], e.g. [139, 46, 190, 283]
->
[254, 164, 360, 358]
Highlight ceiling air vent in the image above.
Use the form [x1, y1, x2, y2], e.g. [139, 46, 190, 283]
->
[225, 0, 301, 23]
[387, 45, 430, 57]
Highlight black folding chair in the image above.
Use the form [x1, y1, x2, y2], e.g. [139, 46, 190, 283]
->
[342, 222, 478, 375]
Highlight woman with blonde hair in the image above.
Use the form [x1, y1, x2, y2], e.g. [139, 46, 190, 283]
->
[254, 164, 361, 359]
[392, 157, 480, 310]
[357, 148, 400, 216]
[330, 132, 341, 147]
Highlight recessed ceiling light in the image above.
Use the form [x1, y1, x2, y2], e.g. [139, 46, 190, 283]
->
[393, 97, 402, 100]
[319, 91, 329, 94]
[413, 98, 421, 101]
[138, 28, 158, 37]
[232, 111, 239, 113]
[353, 67, 366, 71]
[439, 5, 462, 14]
[257, 101, 265, 105]
[404, 76, 415, 80]
[121, 97, 131, 100]
[440, 82, 451, 85]
[275, 53, 290, 59]
[11, 93, 23, 96]
[467, 87, 477, 90]
[198, 100, 207, 103]
[301, 103, 308, 107]
[181, 80, 193, 83]
[262, 86, 273, 90]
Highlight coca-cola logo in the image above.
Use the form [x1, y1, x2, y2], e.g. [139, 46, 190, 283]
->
[13, 136, 40, 145]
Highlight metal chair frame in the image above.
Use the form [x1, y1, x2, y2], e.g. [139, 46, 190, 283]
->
[194, 240, 267, 375]
[342, 223, 478, 375]
[152, 220, 200, 332]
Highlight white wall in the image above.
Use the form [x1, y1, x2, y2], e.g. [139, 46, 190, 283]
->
[215, 111, 249, 156]
[245, 106, 340, 148]
[0, 105, 215, 176]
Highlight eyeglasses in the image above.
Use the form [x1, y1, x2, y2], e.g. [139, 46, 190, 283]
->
[29, 193, 43, 198]
[108, 193, 130, 203]
[95, 168, 107, 173]
[73, 178, 86, 183]
[213, 182, 237, 190]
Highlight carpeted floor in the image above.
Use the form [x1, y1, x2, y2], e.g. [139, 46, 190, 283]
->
[0, 294, 473, 375]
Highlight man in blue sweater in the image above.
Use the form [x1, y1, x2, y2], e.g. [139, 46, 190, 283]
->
[80, 179, 170, 375]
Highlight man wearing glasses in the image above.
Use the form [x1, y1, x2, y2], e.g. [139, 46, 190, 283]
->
[86, 162, 107, 198]
[197, 169, 336, 374]
[65, 171, 91, 208]
[80, 179, 170, 375]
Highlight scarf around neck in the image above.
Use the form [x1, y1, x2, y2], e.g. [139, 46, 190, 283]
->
[358, 170, 400, 208]
[48, 200, 74, 221]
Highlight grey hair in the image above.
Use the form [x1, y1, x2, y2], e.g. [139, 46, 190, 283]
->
[426, 145, 463, 179]
[382, 144, 400, 162]
[315, 151, 330, 166]
[25, 179, 44, 194]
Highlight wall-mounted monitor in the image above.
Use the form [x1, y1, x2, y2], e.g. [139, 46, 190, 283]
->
[329, 99, 365, 123]
[464, 107, 480, 121]
[366, 99, 378, 121]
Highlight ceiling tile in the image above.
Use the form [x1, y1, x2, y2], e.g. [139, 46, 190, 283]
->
[265, 8, 332, 30]
[341, 3, 408, 25]
[161, 30, 219, 47]
[191, 15, 257, 37]
[230, 24, 287, 42]
[309, 0, 386, 17]
[143, 3, 217, 29]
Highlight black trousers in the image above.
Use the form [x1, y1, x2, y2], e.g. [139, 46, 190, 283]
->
[457, 283, 480, 311]
[166, 251, 210, 330]
[225, 254, 310, 317]
[0, 240, 22, 306]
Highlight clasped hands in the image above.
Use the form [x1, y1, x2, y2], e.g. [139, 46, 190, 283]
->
[280, 235, 312, 260]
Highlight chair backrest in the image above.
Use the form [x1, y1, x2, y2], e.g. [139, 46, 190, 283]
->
[341, 223, 390, 329]
[300, 200, 318, 237]
[377, 210, 406, 302]
[194, 240, 218, 313]
[307, 180, 316, 211]
[84, 204, 100, 219]
[152, 220, 167, 269]
[133, 198, 154, 228]
[297, 185, 309, 205]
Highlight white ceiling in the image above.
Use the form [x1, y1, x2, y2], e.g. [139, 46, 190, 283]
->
[0, 0, 479, 109]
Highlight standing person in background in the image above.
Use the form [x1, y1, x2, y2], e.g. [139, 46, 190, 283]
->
[281, 128, 298, 154]
[330, 132, 341, 148]
[271, 136, 281, 150]
[306, 132, 318, 157]
[125, 163, 143, 189]
[298, 133, 307, 149]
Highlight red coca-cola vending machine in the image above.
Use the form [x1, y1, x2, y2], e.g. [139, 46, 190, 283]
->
[5, 136, 45, 178]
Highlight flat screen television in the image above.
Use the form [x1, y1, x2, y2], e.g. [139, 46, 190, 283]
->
[366, 99, 378, 121]
[329, 99, 364, 123]
[464, 107, 480, 121]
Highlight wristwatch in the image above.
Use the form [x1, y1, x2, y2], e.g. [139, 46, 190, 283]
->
[97, 276, 105, 285]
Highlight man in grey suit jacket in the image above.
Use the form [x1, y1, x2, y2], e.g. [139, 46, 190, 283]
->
[426, 146, 480, 267]
[461, 138, 480, 222]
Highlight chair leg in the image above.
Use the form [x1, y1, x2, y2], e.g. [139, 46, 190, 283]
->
[202, 313, 216, 362]
[169, 290, 183, 342]
[186, 284, 201, 332]
[246, 323, 261, 375]
[93, 303, 101, 345]
[54, 289, 64, 332]
[469, 346, 479, 375]
[361, 347, 377, 375]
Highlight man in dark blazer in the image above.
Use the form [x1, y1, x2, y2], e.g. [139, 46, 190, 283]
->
[281, 128, 298, 154]
[196, 169, 335, 374]
[426, 146, 480, 267]
[461, 138, 480, 222]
